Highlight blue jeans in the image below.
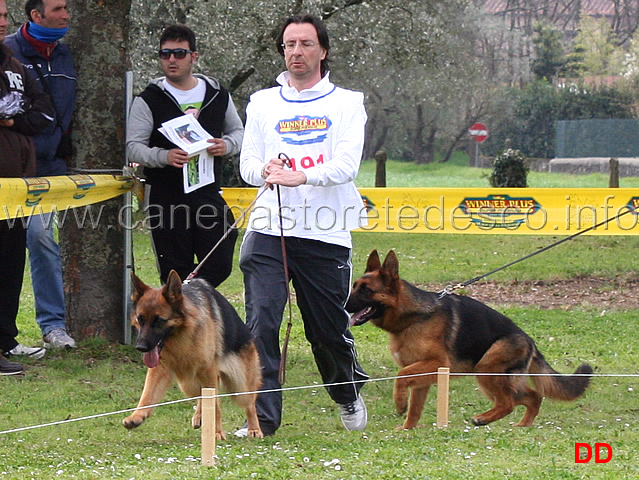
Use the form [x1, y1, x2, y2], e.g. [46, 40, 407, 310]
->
[26, 213, 66, 336]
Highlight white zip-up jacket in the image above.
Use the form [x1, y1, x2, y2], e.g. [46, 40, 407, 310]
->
[240, 72, 367, 248]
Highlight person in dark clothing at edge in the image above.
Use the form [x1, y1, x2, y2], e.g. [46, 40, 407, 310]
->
[126, 24, 243, 288]
[0, 0, 54, 374]
[5, 0, 78, 352]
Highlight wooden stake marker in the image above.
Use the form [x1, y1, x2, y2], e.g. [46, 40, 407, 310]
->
[201, 387, 216, 466]
[436, 367, 450, 428]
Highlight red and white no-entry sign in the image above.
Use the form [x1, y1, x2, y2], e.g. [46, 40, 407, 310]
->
[469, 122, 488, 143]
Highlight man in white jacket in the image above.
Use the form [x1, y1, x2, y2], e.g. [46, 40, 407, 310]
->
[237, 14, 369, 437]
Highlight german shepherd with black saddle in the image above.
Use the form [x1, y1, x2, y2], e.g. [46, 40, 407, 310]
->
[123, 270, 263, 439]
[346, 250, 593, 430]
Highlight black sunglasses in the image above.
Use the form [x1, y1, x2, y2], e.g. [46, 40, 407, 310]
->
[158, 48, 193, 60]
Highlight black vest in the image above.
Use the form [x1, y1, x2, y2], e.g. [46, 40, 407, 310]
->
[139, 79, 230, 191]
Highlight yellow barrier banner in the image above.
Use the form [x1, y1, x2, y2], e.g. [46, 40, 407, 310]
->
[221, 187, 639, 235]
[3, 181, 635, 235]
[0, 174, 135, 220]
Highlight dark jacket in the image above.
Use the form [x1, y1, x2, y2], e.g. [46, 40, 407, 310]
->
[5, 25, 77, 176]
[139, 80, 230, 190]
[126, 75, 244, 192]
[0, 43, 54, 178]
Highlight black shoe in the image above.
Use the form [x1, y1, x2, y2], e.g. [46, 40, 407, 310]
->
[0, 353, 25, 376]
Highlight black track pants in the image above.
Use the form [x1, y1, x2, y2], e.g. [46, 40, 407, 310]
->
[240, 231, 368, 435]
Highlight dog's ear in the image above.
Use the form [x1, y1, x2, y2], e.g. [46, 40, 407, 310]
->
[130, 271, 149, 302]
[365, 249, 381, 272]
[162, 270, 184, 305]
[380, 250, 400, 287]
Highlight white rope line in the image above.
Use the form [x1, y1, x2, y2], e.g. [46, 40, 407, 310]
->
[1, 370, 636, 436]
[0, 396, 197, 435]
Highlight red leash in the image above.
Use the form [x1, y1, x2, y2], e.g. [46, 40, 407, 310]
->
[184, 153, 295, 385]
[276, 153, 294, 385]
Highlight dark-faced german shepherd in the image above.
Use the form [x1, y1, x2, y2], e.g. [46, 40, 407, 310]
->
[346, 250, 593, 430]
[122, 270, 263, 439]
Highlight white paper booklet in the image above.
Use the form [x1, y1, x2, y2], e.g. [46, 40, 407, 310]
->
[159, 114, 215, 193]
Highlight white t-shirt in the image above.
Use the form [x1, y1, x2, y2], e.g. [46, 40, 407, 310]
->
[163, 78, 206, 113]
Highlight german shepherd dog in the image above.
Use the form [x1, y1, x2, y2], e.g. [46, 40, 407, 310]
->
[346, 250, 593, 430]
[122, 270, 263, 439]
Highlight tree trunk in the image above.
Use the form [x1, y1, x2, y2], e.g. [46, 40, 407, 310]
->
[364, 117, 388, 161]
[61, 0, 132, 343]
[374, 150, 387, 187]
[413, 104, 426, 164]
[362, 89, 388, 160]
[442, 123, 475, 163]
[424, 124, 436, 164]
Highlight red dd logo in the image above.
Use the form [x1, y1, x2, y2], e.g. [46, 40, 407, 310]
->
[574, 443, 613, 463]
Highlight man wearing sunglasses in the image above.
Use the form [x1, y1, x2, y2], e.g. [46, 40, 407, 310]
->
[127, 24, 244, 289]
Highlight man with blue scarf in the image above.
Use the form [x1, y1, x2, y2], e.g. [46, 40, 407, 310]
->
[5, 0, 77, 352]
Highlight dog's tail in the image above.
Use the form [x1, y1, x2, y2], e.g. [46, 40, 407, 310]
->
[529, 348, 593, 401]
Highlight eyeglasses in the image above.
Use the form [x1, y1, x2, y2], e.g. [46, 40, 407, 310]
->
[281, 40, 317, 51]
[158, 48, 193, 60]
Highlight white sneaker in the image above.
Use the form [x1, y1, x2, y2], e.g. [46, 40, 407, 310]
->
[43, 329, 77, 349]
[234, 426, 249, 438]
[8, 344, 46, 360]
[339, 395, 368, 431]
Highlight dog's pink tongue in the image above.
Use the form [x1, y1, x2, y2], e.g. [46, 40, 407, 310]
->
[349, 308, 368, 327]
[143, 346, 160, 368]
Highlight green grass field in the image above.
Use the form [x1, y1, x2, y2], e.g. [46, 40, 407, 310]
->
[2, 157, 638, 479]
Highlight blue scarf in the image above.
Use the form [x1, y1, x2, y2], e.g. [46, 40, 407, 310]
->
[28, 21, 68, 43]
